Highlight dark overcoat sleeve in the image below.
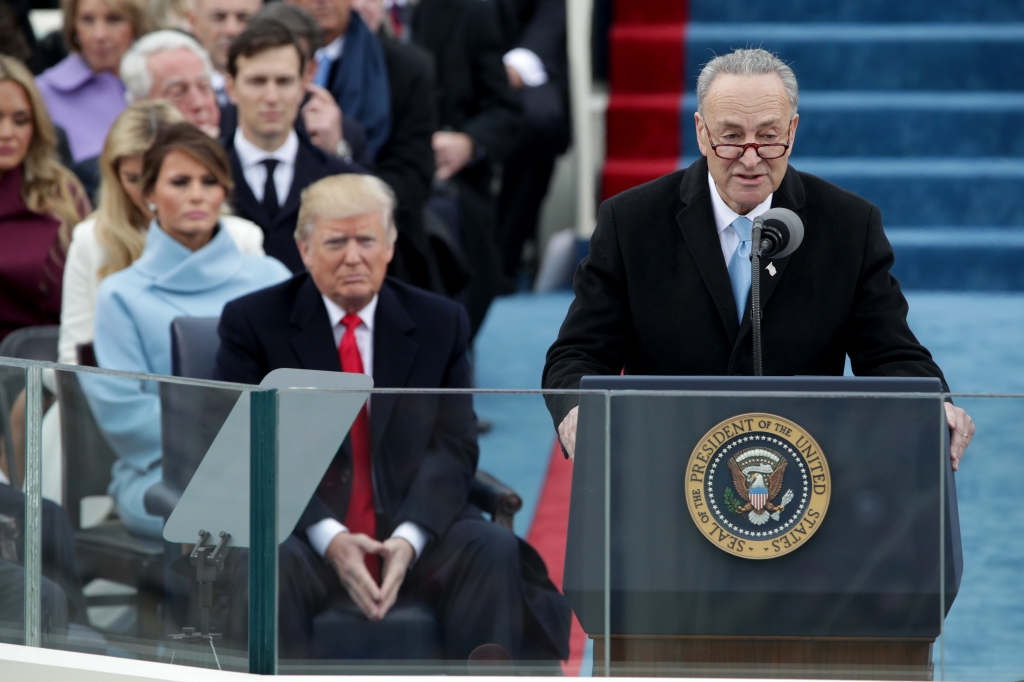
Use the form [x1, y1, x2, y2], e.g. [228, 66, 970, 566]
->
[461, 0, 524, 163]
[542, 199, 629, 430]
[375, 37, 437, 219]
[845, 204, 949, 388]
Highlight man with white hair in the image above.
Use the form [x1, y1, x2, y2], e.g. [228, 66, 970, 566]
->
[543, 47, 976, 465]
[214, 173, 571, 661]
[187, 0, 263, 105]
[120, 30, 222, 138]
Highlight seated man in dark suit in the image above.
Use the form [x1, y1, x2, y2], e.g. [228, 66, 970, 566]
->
[223, 19, 361, 273]
[215, 173, 570, 660]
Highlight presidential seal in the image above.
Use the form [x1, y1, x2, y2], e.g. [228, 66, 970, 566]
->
[684, 413, 830, 559]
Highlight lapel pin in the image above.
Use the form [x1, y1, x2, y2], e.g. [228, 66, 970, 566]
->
[766, 262, 777, 277]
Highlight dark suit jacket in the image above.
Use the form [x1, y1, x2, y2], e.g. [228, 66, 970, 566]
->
[219, 102, 372, 168]
[543, 157, 948, 428]
[375, 34, 443, 293]
[412, 0, 523, 165]
[496, 0, 568, 94]
[225, 131, 360, 273]
[215, 274, 477, 542]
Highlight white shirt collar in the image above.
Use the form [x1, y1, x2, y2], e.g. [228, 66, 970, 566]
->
[315, 36, 345, 63]
[233, 127, 299, 170]
[707, 171, 773, 236]
[210, 70, 225, 92]
[321, 293, 378, 333]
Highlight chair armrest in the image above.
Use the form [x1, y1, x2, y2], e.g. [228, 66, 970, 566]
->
[143, 480, 183, 520]
[469, 470, 522, 531]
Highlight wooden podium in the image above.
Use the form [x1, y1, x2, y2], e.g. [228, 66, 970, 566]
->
[564, 376, 961, 680]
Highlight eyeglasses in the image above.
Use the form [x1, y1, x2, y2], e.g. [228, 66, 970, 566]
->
[704, 123, 790, 160]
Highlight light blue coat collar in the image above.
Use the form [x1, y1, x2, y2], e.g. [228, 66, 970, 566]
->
[133, 220, 243, 293]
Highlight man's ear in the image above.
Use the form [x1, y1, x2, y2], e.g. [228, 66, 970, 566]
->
[694, 112, 708, 157]
[297, 233, 314, 270]
[303, 59, 316, 87]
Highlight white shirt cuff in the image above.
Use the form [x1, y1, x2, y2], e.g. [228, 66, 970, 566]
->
[305, 518, 428, 563]
[306, 518, 348, 557]
[503, 48, 548, 87]
[391, 521, 428, 563]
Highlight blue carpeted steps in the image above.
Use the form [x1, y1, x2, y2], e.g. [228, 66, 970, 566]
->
[681, 6, 1024, 290]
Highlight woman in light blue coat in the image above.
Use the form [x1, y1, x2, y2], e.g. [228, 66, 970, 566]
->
[87, 124, 291, 538]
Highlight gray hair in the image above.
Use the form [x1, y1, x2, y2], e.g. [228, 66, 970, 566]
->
[120, 31, 215, 103]
[696, 48, 799, 118]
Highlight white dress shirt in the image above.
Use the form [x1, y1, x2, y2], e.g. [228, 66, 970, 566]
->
[233, 128, 299, 205]
[503, 47, 548, 87]
[314, 36, 345, 77]
[305, 293, 429, 562]
[708, 171, 774, 266]
[210, 70, 228, 107]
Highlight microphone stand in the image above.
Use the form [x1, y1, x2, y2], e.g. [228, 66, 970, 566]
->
[750, 217, 766, 376]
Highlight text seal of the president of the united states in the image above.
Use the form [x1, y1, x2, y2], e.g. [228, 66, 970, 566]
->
[685, 413, 830, 559]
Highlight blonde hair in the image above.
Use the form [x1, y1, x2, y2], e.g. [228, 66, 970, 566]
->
[0, 56, 88, 257]
[94, 100, 184, 279]
[61, 0, 153, 53]
[295, 174, 398, 244]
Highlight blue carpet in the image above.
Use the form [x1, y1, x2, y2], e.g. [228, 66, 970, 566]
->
[473, 290, 1024, 677]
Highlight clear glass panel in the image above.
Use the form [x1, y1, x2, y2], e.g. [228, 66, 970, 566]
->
[267, 387, 606, 676]
[0, 360, 27, 645]
[4, 359, 257, 671]
[603, 385, 949, 678]
[940, 395, 1024, 681]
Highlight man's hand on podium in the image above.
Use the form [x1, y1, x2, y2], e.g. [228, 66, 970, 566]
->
[945, 403, 975, 471]
[558, 406, 579, 461]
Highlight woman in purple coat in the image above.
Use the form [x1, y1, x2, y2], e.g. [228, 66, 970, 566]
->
[0, 56, 91, 343]
[34, 0, 153, 163]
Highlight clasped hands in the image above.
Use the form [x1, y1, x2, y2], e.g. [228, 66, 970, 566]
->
[324, 532, 414, 620]
[558, 402, 976, 471]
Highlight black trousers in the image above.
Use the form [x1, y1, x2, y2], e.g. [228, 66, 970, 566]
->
[0, 484, 86, 625]
[218, 506, 568, 661]
[0, 559, 70, 642]
[498, 82, 570, 278]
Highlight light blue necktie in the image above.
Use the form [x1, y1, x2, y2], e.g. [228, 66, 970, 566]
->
[314, 55, 333, 87]
[727, 216, 753, 324]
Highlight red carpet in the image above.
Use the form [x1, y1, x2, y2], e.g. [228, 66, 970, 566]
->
[525, 440, 587, 675]
[602, 0, 688, 200]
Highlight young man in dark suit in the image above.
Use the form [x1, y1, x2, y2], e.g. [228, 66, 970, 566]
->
[215, 174, 570, 661]
[223, 19, 360, 273]
[543, 48, 976, 466]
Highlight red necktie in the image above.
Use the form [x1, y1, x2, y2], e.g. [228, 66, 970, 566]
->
[338, 314, 379, 582]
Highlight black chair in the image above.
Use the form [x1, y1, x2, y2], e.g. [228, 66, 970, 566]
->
[57, 346, 164, 638]
[0, 325, 60, 488]
[148, 317, 523, 661]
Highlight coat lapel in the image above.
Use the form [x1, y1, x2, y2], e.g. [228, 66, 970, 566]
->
[276, 138, 317, 230]
[288, 276, 343, 371]
[676, 157, 741, 343]
[369, 282, 418, 456]
[228, 147, 272, 229]
[734, 165, 808, 341]
[759, 165, 807, 311]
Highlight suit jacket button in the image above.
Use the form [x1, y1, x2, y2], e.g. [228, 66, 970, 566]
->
[341, 470, 352, 484]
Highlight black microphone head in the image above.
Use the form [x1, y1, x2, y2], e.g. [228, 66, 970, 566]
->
[759, 207, 804, 259]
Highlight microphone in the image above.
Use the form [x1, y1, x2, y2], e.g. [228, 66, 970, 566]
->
[749, 208, 804, 376]
[754, 208, 804, 259]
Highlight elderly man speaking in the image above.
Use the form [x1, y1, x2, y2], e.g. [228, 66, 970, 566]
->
[543, 48, 975, 464]
[215, 174, 569, 661]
